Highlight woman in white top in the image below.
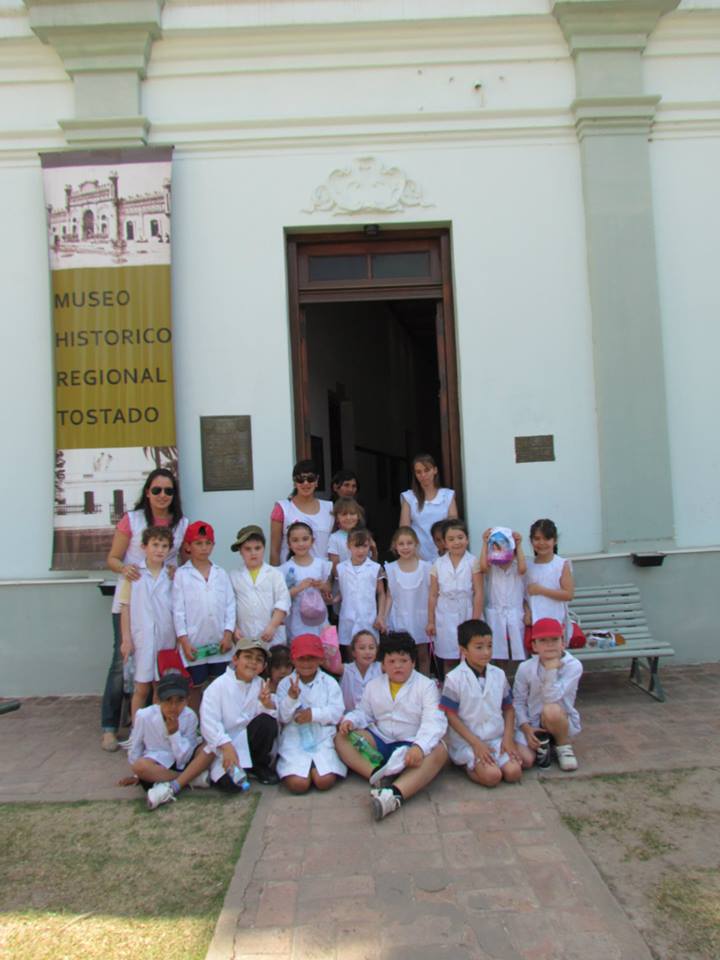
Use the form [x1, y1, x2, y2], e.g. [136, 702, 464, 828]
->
[399, 453, 458, 561]
[270, 459, 334, 565]
[524, 518, 574, 640]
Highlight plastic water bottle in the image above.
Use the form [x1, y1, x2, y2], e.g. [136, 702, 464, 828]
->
[229, 764, 250, 792]
[122, 654, 135, 695]
[296, 704, 318, 753]
[348, 730, 384, 767]
[193, 642, 221, 660]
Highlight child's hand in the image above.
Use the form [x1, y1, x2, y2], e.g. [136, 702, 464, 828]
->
[123, 563, 141, 582]
[294, 707, 312, 724]
[179, 638, 196, 661]
[373, 617, 385, 633]
[339, 719, 354, 735]
[426, 621, 436, 637]
[298, 577, 314, 591]
[524, 727, 542, 751]
[472, 739, 497, 767]
[482, 528, 492, 543]
[220, 633, 234, 653]
[502, 737, 521, 762]
[120, 638, 133, 663]
[404, 745, 424, 768]
[166, 564, 177, 580]
[221, 743, 240, 771]
[259, 625, 274, 643]
[259, 680, 274, 709]
[287, 675, 301, 700]
[541, 656, 562, 671]
[523, 608, 532, 626]
[512, 531, 522, 546]
[233, 626, 244, 642]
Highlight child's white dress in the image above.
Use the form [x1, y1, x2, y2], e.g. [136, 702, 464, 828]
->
[280, 556, 332, 640]
[525, 555, 572, 637]
[336, 557, 382, 646]
[340, 660, 382, 711]
[327, 530, 350, 563]
[385, 559, 431, 646]
[431, 551, 478, 660]
[441, 661, 513, 769]
[276, 671, 347, 779]
[126, 563, 175, 682]
[485, 560, 525, 660]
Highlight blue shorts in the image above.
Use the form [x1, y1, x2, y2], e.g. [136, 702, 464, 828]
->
[371, 732, 413, 763]
[187, 661, 227, 685]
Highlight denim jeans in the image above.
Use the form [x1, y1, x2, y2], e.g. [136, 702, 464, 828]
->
[100, 613, 124, 732]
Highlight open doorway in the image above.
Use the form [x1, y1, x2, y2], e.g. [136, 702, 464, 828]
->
[286, 229, 462, 557]
[305, 299, 440, 554]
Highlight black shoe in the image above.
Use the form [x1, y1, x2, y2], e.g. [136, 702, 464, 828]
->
[249, 765, 279, 785]
[534, 732, 553, 769]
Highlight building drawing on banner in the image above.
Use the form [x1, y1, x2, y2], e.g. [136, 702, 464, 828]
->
[44, 163, 171, 270]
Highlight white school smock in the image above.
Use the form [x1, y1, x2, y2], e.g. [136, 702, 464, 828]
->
[485, 560, 526, 661]
[281, 556, 332, 640]
[230, 563, 291, 647]
[340, 660, 382, 712]
[173, 562, 236, 666]
[525, 555, 572, 631]
[111, 509, 189, 614]
[127, 562, 175, 682]
[200, 667, 277, 781]
[276, 671, 347, 779]
[336, 557, 382, 646]
[400, 487, 455, 561]
[345, 670, 447, 756]
[128, 703, 199, 770]
[441, 662, 510, 768]
[431, 552, 478, 660]
[513, 652, 583, 737]
[275, 498, 334, 563]
[385, 559, 431, 645]
[327, 530, 350, 563]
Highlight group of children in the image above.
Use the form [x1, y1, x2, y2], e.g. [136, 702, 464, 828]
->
[121, 505, 583, 818]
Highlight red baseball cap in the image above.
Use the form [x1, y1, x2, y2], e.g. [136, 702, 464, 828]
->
[291, 634, 325, 660]
[184, 520, 215, 544]
[532, 618, 564, 640]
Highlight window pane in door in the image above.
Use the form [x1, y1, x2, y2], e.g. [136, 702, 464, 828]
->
[308, 255, 367, 281]
[371, 252, 431, 279]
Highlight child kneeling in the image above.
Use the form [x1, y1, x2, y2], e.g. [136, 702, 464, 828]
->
[128, 672, 213, 810]
[276, 634, 347, 793]
[200, 638, 279, 787]
[441, 619, 525, 787]
[335, 632, 447, 821]
[513, 617, 583, 772]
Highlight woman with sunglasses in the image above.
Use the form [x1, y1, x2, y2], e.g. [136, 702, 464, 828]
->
[270, 459, 334, 566]
[101, 468, 188, 752]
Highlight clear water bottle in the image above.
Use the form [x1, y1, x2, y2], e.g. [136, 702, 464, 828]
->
[123, 654, 135, 695]
[296, 704, 318, 753]
[229, 764, 250, 792]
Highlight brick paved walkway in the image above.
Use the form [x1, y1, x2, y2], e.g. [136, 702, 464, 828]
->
[2, 664, 719, 959]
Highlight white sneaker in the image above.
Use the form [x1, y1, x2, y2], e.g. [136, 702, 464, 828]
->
[369, 746, 408, 786]
[370, 787, 402, 821]
[189, 770, 210, 789]
[147, 782, 176, 810]
[555, 744, 578, 772]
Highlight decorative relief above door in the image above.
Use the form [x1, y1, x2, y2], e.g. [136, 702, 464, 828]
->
[304, 157, 431, 215]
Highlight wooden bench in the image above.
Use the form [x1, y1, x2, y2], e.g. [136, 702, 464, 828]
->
[568, 583, 674, 701]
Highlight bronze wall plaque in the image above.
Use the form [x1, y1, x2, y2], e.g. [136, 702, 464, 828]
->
[200, 416, 253, 491]
[514, 434, 555, 463]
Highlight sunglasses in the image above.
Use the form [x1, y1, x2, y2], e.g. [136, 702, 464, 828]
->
[150, 485, 175, 496]
[293, 474, 317, 484]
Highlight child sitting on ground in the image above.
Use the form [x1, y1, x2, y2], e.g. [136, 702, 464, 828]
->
[339, 629, 382, 711]
[441, 619, 524, 787]
[128, 672, 213, 810]
[119, 525, 176, 723]
[479, 527, 527, 667]
[275, 634, 347, 794]
[230, 525, 291, 647]
[513, 617, 583, 771]
[200, 637, 279, 787]
[335, 632, 447, 821]
[267, 644, 293, 693]
[173, 521, 235, 712]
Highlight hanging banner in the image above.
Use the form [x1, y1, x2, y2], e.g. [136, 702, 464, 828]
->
[41, 147, 177, 570]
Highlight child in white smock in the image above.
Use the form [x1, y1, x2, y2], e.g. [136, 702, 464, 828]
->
[339, 629, 382, 711]
[280, 521, 332, 641]
[336, 528, 385, 648]
[427, 520, 483, 672]
[524, 518, 574, 640]
[384, 526, 432, 676]
[479, 526, 527, 664]
[276, 633, 347, 793]
[229, 524, 291, 647]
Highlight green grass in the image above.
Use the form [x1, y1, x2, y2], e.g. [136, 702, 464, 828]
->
[653, 869, 720, 958]
[0, 792, 258, 960]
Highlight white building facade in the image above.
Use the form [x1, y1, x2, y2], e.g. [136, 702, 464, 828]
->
[1, 0, 719, 694]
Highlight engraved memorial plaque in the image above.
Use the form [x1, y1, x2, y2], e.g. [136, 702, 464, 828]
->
[514, 434, 555, 464]
[201, 416, 253, 491]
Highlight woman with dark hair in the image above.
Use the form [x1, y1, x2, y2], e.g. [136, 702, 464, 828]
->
[269, 459, 334, 566]
[100, 468, 188, 752]
[399, 453, 458, 561]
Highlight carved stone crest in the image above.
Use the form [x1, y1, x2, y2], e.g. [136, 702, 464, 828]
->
[304, 156, 431, 215]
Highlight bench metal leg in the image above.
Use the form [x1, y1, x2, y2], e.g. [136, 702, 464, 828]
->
[628, 656, 666, 702]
